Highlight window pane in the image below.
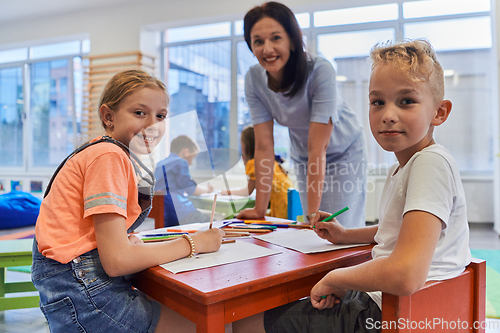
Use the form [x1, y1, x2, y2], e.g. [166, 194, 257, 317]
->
[295, 13, 310, 29]
[31, 59, 74, 167]
[404, 17, 492, 51]
[165, 40, 231, 172]
[30, 41, 81, 60]
[314, 4, 398, 28]
[73, 57, 83, 146]
[433, 50, 494, 172]
[403, 0, 490, 19]
[0, 48, 28, 64]
[317, 28, 395, 61]
[0, 67, 23, 167]
[317, 29, 396, 169]
[165, 22, 231, 43]
[234, 20, 244, 36]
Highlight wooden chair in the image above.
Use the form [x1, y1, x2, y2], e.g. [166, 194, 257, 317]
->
[148, 193, 164, 229]
[381, 259, 486, 333]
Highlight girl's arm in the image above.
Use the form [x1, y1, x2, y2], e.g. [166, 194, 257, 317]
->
[236, 121, 274, 219]
[306, 119, 334, 220]
[93, 213, 224, 277]
[310, 210, 442, 309]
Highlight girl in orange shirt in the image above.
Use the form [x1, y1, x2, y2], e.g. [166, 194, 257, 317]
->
[32, 69, 225, 333]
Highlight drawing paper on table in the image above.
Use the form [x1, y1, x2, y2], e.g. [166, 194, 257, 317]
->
[254, 229, 370, 254]
[160, 240, 282, 274]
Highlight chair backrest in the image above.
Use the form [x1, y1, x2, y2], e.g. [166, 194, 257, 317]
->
[148, 193, 165, 229]
[381, 258, 486, 333]
[287, 188, 303, 221]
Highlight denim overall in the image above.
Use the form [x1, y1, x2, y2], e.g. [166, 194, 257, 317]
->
[31, 136, 161, 333]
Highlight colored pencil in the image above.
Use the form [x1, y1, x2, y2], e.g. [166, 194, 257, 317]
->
[209, 194, 217, 229]
[142, 232, 187, 237]
[165, 229, 197, 233]
[313, 207, 349, 228]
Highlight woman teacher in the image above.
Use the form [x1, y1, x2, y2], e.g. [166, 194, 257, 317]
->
[237, 2, 366, 228]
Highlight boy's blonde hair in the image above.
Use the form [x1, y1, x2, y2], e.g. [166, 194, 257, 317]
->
[98, 69, 167, 129]
[370, 39, 444, 102]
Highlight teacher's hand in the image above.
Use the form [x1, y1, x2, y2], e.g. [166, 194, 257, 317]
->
[236, 208, 265, 220]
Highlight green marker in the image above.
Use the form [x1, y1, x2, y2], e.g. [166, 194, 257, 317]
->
[312, 207, 349, 228]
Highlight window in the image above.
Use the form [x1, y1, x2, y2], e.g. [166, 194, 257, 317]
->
[0, 67, 23, 167]
[162, 0, 496, 174]
[0, 39, 87, 171]
[164, 40, 231, 171]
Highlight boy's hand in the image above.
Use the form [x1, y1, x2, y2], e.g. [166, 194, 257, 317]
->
[310, 273, 347, 310]
[191, 228, 224, 254]
[206, 183, 214, 193]
[312, 211, 346, 244]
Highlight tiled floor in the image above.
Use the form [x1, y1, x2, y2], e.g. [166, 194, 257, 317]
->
[1, 221, 500, 332]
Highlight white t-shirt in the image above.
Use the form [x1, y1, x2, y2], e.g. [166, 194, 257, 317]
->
[367, 144, 471, 308]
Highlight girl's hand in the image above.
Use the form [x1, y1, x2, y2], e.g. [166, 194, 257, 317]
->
[220, 189, 230, 196]
[128, 234, 144, 244]
[310, 274, 347, 310]
[190, 228, 224, 254]
[236, 208, 265, 220]
[313, 211, 346, 244]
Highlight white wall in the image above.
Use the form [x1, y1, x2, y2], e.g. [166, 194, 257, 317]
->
[0, 0, 498, 225]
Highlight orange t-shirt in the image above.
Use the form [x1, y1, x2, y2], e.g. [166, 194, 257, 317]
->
[35, 137, 142, 264]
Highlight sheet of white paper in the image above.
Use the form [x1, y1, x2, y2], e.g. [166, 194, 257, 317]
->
[160, 240, 282, 274]
[254, 229, 370, 254]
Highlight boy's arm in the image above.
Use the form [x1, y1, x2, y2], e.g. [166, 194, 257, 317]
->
[311, 210, 442, 309]
[192, 183, 213, 195]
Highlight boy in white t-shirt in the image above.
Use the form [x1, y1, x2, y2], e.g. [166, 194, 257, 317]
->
[232, 39, 471, 333]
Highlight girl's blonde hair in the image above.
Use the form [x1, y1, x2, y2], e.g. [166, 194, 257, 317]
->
[98, 69, 167, 129]
[370, 39, 444, 102]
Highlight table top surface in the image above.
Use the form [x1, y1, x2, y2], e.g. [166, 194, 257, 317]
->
[135, 236, 373, 305]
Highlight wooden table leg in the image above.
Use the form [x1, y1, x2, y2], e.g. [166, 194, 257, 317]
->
[196, 302, 225, 333]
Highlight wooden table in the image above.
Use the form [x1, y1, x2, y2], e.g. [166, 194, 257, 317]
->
[132, 236, 373, 333]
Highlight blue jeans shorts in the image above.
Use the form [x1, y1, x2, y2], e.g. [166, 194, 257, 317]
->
[31, 239, 161, 333]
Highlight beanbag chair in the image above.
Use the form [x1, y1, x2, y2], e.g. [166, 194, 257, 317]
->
[0, 191, 41, 229]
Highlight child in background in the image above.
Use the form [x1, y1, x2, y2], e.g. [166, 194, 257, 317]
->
[33, 70, 224, 333]
[233, 39, 471, 333]
[154, 135, 214, 226]
[221, 126, 292, 219]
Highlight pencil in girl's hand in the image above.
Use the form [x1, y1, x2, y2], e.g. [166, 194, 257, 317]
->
[209, 194, 217, 229]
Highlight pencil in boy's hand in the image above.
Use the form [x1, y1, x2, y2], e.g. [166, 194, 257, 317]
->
[209, 194, 217, 229]
[313, 207, 349, 228]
